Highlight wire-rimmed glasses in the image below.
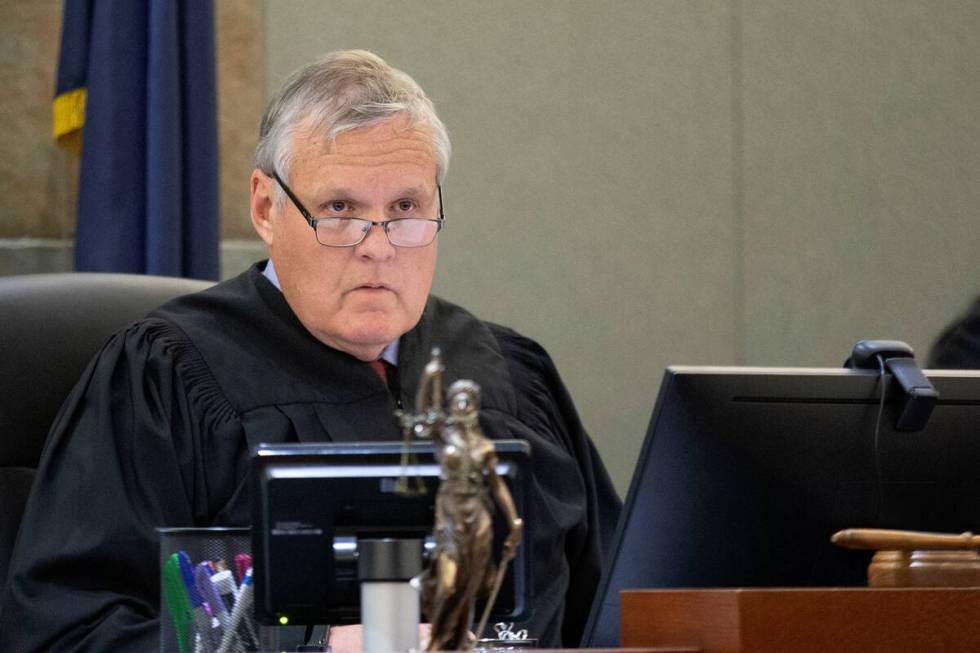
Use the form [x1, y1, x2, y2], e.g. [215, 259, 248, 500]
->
[272, 171, 444, 248]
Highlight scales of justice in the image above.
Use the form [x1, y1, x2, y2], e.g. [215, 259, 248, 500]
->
[368, 348, 525, 652]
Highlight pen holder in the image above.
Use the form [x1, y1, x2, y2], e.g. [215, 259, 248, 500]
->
[159, 527, 274, 653]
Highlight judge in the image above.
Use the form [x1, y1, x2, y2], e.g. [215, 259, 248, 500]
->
[0, 50, 620, 652]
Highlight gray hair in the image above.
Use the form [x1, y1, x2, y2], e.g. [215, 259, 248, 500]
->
[254, 50, 451, 206]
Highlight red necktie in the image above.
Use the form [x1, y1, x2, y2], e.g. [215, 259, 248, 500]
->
[368, 359, 389, 386]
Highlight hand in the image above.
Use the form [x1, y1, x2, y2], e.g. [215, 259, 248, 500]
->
[503, 518, 524, 559]
[326, 623, 433, 653]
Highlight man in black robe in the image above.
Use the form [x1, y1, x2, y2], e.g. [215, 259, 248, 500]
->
[0, 50, 620, 652]
[928, 294, 980, 368]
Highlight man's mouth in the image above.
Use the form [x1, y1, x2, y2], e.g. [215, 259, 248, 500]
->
[352, 283, 393, 293]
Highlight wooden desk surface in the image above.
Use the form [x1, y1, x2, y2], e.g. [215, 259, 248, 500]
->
[621, 587, 980, 652]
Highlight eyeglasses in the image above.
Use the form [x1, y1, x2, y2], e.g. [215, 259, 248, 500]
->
[272, 171, 444, 248]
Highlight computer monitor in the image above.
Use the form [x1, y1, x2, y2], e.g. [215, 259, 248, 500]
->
[581, 365, 980, 647]
[250, 440, 531, 626]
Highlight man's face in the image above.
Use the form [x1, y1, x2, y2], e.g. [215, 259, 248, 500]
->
[250, 118, 440, 361]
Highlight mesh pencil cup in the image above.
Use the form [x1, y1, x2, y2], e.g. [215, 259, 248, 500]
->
[158, 527, 269, 653]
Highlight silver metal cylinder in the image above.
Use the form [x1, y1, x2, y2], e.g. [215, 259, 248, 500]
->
[358, 538, 423, 653]
[361, 581, 421, 653]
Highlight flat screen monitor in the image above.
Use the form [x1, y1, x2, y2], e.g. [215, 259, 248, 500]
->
[581, 366, 980, 647]
[250, 440, 531, 626]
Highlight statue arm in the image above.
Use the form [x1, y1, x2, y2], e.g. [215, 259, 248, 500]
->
[405, 350, 446, 442]
[414, 350, 445, 413]
[484, 445, 524, 558]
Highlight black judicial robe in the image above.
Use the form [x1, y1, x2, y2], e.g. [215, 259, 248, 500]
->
[0, 263, 621, 652]
[928, 294, 980, 369]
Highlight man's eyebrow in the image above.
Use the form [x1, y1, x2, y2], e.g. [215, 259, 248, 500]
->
[389, 186, 430, 198]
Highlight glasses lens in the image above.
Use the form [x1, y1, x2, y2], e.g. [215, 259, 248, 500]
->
[386, 219, 441, 247]
[312, 218, 441, 247]
[314, 218, 369, 246]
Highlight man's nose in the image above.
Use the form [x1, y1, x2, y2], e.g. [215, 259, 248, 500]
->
[356, 220, 395, 258]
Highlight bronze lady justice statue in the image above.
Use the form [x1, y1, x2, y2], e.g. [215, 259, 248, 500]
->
[400, 350, 524, 652]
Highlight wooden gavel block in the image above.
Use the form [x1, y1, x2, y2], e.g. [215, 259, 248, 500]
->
[832, 528, 980, 587]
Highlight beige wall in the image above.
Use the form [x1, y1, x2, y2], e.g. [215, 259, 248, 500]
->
[3, 1, 979, 494]
[740, 3, 980, 365]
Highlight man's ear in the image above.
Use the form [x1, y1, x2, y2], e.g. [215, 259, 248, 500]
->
[250, 169, 276, 246]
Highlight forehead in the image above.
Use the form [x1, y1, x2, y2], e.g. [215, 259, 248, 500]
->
[290, 118, 437, 188]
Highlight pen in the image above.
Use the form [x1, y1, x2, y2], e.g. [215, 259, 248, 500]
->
[210, 568, 238, 613]
[179, 552, 219, 653]
[212, 567, 257, 651]
[163, 553, 194, 653]
[234, 553, 252, 585]
[217, 567, 257, 653]
[196, 561, 232, 638]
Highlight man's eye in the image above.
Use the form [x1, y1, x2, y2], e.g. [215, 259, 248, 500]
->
[328, 201, 349, 213]
[396, 200, 416, 212]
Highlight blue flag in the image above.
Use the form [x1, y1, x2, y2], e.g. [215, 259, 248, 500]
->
[54, 0, 219, 280]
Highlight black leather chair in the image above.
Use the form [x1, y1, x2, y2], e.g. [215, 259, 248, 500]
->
[0, 273, 213, 594]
